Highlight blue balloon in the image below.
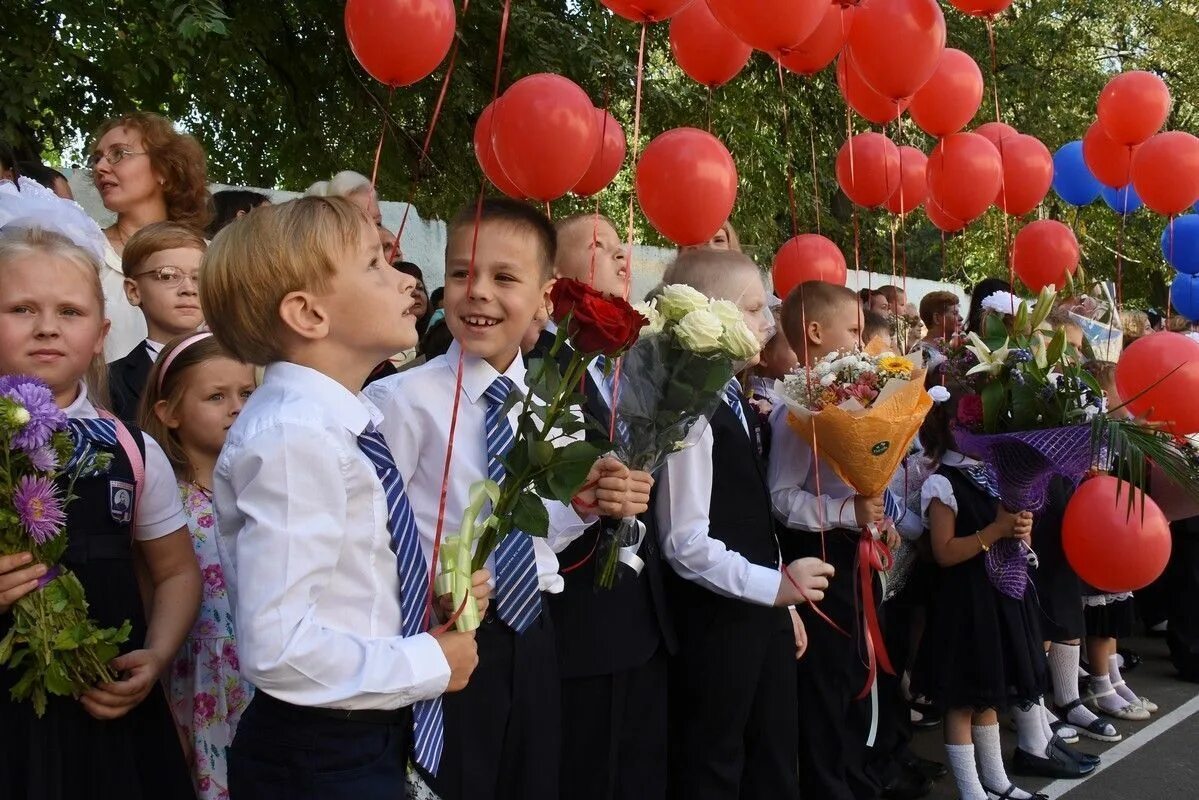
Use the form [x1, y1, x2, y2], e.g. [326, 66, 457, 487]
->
[1052, 141, 1102, 207]
[1101, 184, 1143, 215]
[1171, 273, 1199, 321]
[1161, 216, 1199, 275]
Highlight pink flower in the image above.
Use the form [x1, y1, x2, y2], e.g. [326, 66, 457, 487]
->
[197, 777, 212, 793]
[222, 639, 241, 671]
[194, 692, 217, 722]
[197, 513, 215, 529]
[202, 564, 226, 593]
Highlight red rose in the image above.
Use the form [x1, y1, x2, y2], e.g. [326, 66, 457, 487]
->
[551, 278, 646, 357]
[956, 394, 984, 431]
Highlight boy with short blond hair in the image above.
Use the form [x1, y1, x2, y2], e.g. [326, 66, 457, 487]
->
[366, 198, 648, 800]
[771, 280, 925, 800]
[203, 197, 486, 800]
[109, 221, 206, 419]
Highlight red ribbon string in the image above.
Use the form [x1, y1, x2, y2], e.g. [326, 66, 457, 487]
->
[854, 529, 896, 700]
[776, 61, 799, 239]
[810, 123, 822, 235]
[425, 0, 513, 628]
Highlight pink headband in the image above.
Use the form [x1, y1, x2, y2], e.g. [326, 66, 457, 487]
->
[158, 332, 215, 392]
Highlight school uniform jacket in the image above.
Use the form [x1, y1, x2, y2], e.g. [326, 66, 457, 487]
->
[107, 341, 154, 423]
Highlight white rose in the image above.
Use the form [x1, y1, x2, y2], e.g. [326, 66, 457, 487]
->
[720, 317, 762, 361]
[708, 299, 744, 330]
[820, 373, 837, 387]
[634, 300, 665, 335]
[657, 284, 710, 322]
[674, 308, 725, 353]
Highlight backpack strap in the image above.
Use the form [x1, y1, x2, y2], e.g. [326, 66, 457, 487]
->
[98, 409, 145, 528]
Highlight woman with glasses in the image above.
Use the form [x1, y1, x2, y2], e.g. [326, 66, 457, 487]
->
[89, 112, 211, 360]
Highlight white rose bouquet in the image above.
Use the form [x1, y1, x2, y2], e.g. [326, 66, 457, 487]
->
[595, 284, 762, 588]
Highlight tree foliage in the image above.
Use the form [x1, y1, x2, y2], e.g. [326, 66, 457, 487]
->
[2, 0, 1197, 303]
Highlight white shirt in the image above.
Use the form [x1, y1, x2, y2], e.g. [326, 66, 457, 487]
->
[145, 339, 164, 361]
[364, 342, 595, 595]
[101, 241, 147, 363]
[64, 382, 186, 541]
[654, 386, 782, 607]
[767, 403, 923, 538]
[213, 362, 450, 710]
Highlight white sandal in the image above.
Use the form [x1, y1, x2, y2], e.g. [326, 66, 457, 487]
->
[1083, 688, 1149, 721]
[1112, 679, 1159, 713]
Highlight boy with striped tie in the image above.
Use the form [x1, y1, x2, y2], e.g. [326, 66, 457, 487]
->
[202, 197, 488, 800]
[366, 199, 649, 800]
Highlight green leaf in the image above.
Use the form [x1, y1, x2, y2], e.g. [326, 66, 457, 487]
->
[0, 626, 15, 664]
[527, 439, 554, 468]
[1046, 327, 1067, 367]
[511, 490, 550, 537]
[981, 380, 1006, 435]
[45, 660, 74, 696]
[546, 440, 604, 502]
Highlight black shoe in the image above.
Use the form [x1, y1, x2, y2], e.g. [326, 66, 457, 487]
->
[1010, 745, 1096, 779]
[1051, 735, 1101, 768]
[882, 767, 933, 800]
[910, 700, 943, 728]
[902, 753, 949, 781]
[1117, 647, 1142, 672]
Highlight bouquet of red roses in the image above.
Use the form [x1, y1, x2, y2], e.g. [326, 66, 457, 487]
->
[436, 279, 646, 630]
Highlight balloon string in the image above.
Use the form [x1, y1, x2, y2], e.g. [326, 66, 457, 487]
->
[1166, 217, 1175, 320]
[706, 85, 713, 133]
[368, 88, 395, 191]
[614, 19, 649, 453]
[854, 206, 863, 290]
[588, 83, 612, 287]
[544, 201, 552, 220]
[776, 61, 799, 238]
[427, 0, 512, 627]
[986, 18, 1003, 124]
[810, 121, 822, 235]
[1116, 205, 1127, 309]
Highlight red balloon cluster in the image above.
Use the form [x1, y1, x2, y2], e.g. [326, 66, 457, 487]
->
[994, 134, 1053, 215]
[345, 0, 457, 88]
[836, 133, 900, 208]
[927, 133, 1003, 223]
[706, 0, 826, 56]
[886, 146, 929, 215]
[779, 4, 857, 78]
[909, 48, 984, 138]
[1116, 332, 1199, 437]
[772, 234, 848, 297]
[948, 0, 1013, 18]
[1011, 220, 1079, 292]
[1132, 132, 1199, 217]
[837, 56, 909, 125]
[1063, 476, 1171, 594]
[473, 74, 627, 201]
[636, 128, 739, 246]
[601, 0, 694, 22]
[846, 0, 946, 103]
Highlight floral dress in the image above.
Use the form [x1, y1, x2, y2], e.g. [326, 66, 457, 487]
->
[166, 482, 253, 800]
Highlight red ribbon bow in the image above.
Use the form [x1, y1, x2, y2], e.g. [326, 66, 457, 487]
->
[855, 527, 895, 701]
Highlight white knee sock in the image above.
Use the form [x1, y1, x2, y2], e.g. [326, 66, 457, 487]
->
[1011, 703, 1050, 756]
[1041, 697, 1077, 741]
[946, 743, 988, 800]
[1109, 654, 1140, 705]
[1089, 674, 1129, 713]
[1049, 643, 1101, 727]
[973, 724, 1034, 799]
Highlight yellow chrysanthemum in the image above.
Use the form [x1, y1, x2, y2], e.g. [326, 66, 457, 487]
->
[878, 355, 914, 376]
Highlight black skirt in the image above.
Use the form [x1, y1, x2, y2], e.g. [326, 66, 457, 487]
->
[1083, 596, 1136, 640]
[1030, 479, 1086, 642]
[912, 555, 1049, 711]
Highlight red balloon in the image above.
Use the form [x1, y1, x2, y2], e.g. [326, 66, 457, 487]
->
[836, 133, 901, 208]
[492, 74, 600, 202]
[345, 0, 456, 87]
[1116, 332, 1199, 436]
[994, 134, 1053, 216]
[846, 0, 946, 101]
[1131, 131, 1199, 216]
[636, 128, 738, 246]
[573, 109, 627, 197]
[706, 0, 827, 55]
[1011, 220, 1079, 292]
[909, 48, 984, 137]
[600, 0, 695, 22]
[772, 235, 848, 297]
[1098, 71, 1172, 147]
[885, 146, 928, 215]
[948, 0, 1012, 17]
[473, 101, 523, 198]
[836, 55, 910, 125]
[925, 197, 966, 232]
[1083, 121, 1137, 189]
[779, 4, 857, 77]
[1063, 476, 1171, 593]
[974, 121, 1018, 149]
[669, 2, 752, 88]
[926, 132, 1003, 223]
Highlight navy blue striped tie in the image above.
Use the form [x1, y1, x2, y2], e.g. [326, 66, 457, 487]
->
[65, 417, 119, 471]
[484, 377, 542, 633]
[725, 381, 748, 433]
[357, 426, 444, 775]
[596, 356, 630, 445]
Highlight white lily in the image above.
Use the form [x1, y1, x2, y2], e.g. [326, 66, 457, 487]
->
[965, 332, 1011, 377]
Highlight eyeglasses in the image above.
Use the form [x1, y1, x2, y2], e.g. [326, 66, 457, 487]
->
[131, 266, 201, 288]
[88, 146, 146, 168]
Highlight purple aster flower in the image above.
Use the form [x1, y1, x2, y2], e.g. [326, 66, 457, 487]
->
[27, 445, 58, 473]
[2, 376, 67, 452]
[13, 475, 67, 544]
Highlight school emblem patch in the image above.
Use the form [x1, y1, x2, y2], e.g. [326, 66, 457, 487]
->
[109, 480, 135, 525]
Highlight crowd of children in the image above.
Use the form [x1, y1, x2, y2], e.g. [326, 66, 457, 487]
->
[0, 134, 1194, 800]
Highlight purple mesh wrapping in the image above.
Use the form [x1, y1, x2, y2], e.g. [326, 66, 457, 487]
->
[954, 425, 1094, 513]
[985, 540, 1028, 600]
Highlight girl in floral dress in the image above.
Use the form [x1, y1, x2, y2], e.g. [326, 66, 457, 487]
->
[140, 332, 257, 800]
